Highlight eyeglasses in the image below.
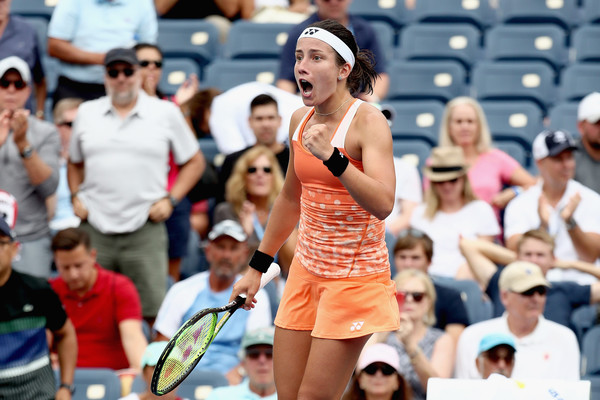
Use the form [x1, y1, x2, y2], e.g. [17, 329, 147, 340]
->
[139, 60, 163, 68]
[247, 166, 272, 174]
[363, 363, 396, 376]
[106, 68, 135, 78]
[246, 348, 273, 360]
[398, 291, 426, 303]
[433, 177, 460, 185]
[397, 227, 427, 239]
[0, 79, 27, 90]
[57, 121, 73, 128]
[484, 350, 515, 364]
[519, 286, 547, 297]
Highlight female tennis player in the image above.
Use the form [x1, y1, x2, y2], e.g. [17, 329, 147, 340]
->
[231, 19, 400, 399]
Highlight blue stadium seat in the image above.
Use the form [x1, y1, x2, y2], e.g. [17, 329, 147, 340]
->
[198, 138, 222, 165]
[398, 23, 481, 72]
[570, 304, 597, 349]
[10, 0, 56, 20]
[480, 100, 544, 146]
[21, 16, 49, 56]
[484, 24, 568, 72]
[493, 139, 531, 168]
[387, 60, 466, 103]
[559, 63, 600, 102]
[414, 0, 498, 30]
[370, 21, 397, 63]
[159, 57, 201, 97]
[572, 25, 600, 62]
[157, 20, 220, 80]
[42, 56, 60, 95]
[55, 368, 121, 400]
[392, 137, 433, 173]
[582, 325, 600, 376]
[384, 100, 445, 146]
[497, 0, 580, 30]
[434, 278, 493, 325]
[223, 21, 294, 59]
[471, 61, 557, 113]
[202, 59, 279, 92]
[585, 375, 600, 400]
[581, 0, 600, 24]
[349, 0, 413, 30]
[548, 101, 580, 140]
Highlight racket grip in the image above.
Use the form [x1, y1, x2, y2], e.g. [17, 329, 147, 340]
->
[239, 263, 280, 299]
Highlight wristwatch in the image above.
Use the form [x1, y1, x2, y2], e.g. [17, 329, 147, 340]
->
[168, 195, 179, 208]
[19, 145, 34, 159]
[566, 216, 577, 230]
[59, 382, 75, 395]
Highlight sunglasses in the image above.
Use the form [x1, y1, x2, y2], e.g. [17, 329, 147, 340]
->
[363, 363, 396, 376]
[57, 121, 73, 128]
[0, 79, 26, 90]
[484, 350, 515, 364]
[106, 68, 135, 78]
[139, 60, 163, 68]
[519, 286, 547, 297]
[246, 348, 273, 360]
[247, 166, 272, 174]
[398, 290, 426, 303]
[433, 177, 460, 185]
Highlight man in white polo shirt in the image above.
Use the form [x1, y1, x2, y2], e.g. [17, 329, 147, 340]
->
[575, 92, 600, 194]
[455, 261, 580, 380]
[504, 129, 600, 284]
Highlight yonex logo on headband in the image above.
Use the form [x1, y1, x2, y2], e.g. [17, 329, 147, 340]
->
[298, 27, 355, 68]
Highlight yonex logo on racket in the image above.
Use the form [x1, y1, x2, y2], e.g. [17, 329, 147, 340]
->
[350, 321, 364, 332]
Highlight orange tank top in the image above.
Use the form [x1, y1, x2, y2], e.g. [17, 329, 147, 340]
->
[292, 99, 390, 278]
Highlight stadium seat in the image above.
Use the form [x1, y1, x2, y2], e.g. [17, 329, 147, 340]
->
[480, 100, 544, 146]
[384, 100, 445, 146]
[559, 63, 600, 102]
[21, 16, 49, 56]
[158, 57, 201, 97]
[198, 138, 222, 166]
[202, 59, 279, 92]
[387, 60, 467, 103]
[414, 0, 498, 30]
[370, 21, 397, 63]
[55, 368, 121, 400]
[348, 0, 413, 30]
[582, 325, 600, 376]
[493, 139, 531, 168]
[434, 278, 493, 325]
[584, 375, 600, 400]
[157, 20, 220, 80]
[572, 25, 600, 63]
[497, 0, 580, 30]
[484, 24, 568, 72]
[223, 21, 294, 59]
[42, 56, 60, 96]
[581, 0, 600, 24]
[10, 0, 56, 20]
[548, 101, 580, 139]
[392, 137, 433, 173]
[471, 61, 557, 113]
[398, 23, 482, 72]
[571, 304, 598, 349]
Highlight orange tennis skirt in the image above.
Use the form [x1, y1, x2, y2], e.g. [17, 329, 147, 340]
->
[275, 258, 401, 339]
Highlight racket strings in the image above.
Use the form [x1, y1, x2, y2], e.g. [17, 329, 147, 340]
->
[156, 313, 217, 393]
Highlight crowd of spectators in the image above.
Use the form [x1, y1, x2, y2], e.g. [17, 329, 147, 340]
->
[1, 0, 600, 398]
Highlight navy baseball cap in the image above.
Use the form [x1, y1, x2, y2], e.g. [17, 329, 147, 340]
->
[104, 47, 139, 67]
[0, 218, 15, 241]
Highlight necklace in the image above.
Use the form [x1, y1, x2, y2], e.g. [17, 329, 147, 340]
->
[314, 97, 353, 116]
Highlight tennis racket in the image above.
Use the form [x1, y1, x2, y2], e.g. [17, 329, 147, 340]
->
[150, 263, 281, 395]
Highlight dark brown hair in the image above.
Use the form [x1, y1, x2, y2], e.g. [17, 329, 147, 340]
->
[51, 228, 91, 252]
[393, 229, 434, 262]
[342, 369, 412, 400]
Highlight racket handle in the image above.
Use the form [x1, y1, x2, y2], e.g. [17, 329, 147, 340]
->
[240, 263, 280, 299]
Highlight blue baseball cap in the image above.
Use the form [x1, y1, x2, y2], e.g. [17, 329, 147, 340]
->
[478, 333, 517, 356]
[141, 341, 168, 368]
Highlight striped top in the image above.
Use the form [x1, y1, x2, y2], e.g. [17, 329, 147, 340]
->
[291, 99, 390, 278]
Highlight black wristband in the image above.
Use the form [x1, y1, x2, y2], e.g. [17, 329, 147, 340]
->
[249, 250, 273, 273]
[323, 147, 349, 177]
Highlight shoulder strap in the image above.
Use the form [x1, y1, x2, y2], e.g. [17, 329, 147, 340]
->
[331, 99, 363, 148]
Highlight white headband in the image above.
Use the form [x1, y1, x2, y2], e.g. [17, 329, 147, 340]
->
[297, 27, 355, 68]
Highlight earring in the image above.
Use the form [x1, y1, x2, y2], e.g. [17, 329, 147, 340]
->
[338, 76, 342, 81]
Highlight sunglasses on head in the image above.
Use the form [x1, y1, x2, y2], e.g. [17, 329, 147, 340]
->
[247, 166, 272, 174]
[363, 363, 396, 376]
[0, 79, 26, 90]
[519, 286, 547, 297]
[139, 60, 163, 68]
[398, 290, 426, 303]
[106, 68, 135, 78]
[246, 348, 273, 360]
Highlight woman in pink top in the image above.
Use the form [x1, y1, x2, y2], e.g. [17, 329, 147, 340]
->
[231, 19, 400, 400]
[437, 97, 537, 217]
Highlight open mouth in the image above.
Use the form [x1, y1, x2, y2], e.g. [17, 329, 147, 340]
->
[299, 79, 313, 96]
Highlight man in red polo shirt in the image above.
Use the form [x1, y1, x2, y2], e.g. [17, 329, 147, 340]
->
[50, 227, 147, 371]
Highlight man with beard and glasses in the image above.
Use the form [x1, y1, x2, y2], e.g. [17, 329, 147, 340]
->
[153, 220, 272, 383]
[575, 92, 600, 195]
[67, 47, 205, 327]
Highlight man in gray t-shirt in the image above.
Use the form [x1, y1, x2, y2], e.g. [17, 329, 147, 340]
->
[575, 92, 600, 195]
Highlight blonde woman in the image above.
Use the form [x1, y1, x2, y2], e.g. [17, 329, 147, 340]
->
[214, 145, 296, 272]
[438, 96, 536, 213]
[372, 270, 454, 400]
[411, 147, 500, 279]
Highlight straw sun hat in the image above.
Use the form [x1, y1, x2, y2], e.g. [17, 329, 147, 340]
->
[423, 146, 468, 182]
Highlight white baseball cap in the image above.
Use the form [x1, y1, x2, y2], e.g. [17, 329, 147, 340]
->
[532, 129, 578, 161]
[357, 343, 401, 373]
[578, 92, 600, 124]
[0, 56, 31, 84]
